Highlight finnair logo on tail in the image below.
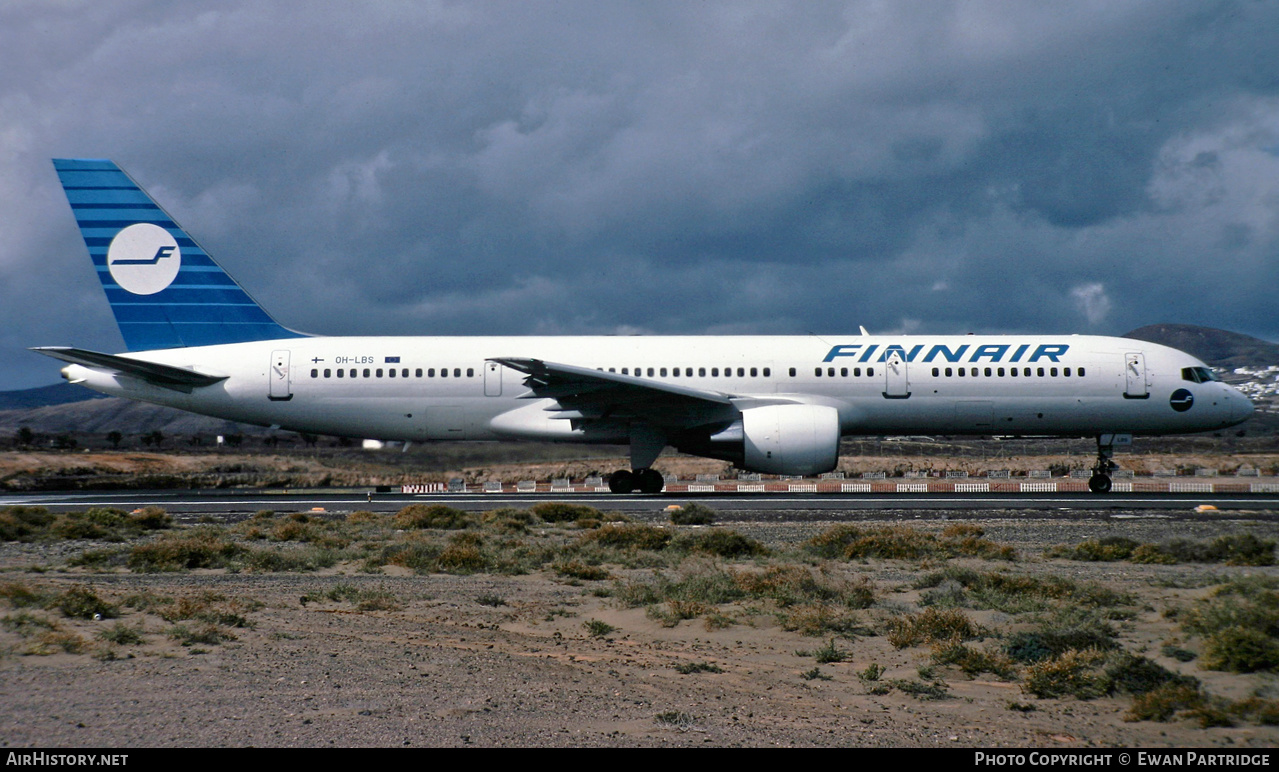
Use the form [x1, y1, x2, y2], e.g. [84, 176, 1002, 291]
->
[107, 223, 181, 295]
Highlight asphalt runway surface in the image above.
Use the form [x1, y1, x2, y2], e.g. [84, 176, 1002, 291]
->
[4, 489, 1278, 521]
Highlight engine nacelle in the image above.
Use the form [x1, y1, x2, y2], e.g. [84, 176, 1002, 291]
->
[741, 404, 840, 476]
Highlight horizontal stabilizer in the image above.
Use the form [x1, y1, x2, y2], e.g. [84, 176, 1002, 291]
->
[30, 346, 228, 390]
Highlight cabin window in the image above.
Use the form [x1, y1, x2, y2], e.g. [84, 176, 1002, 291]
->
[454, 368, 462, 378]
[1010, 367, 1017, 377]
[750, 367, 757, 377]
[388, 368, 396, 378]
[1063, 367, 1071, 377]
[958, 367, 966, 377]
[932, 367, 939, 377]
[698, 367, 705, 377]
[712, 368, 720, 377]
[466, 368, 473, 377]
[1078, 367, 1086, 377]
[945, 367, 953, 377]
[788, 367, 795, 377]
[1037, 367, 1045, 377]
[763, 367, 770, 377]
[997, 367, 1005, 377]
[440, 369, 448, 378]
[815, 368, 822, 377]
[1050, 367, 1058, 377]
[311, 369, 318, 378]
[376, 369, 383, 378]
[337, 369, 345, 378]
[867, 367, 874, 377]
[984, 367, 992, 377]
[324, 369, 331, 378]
[415, 369, 422, 377]
[646, 368, 654, 377]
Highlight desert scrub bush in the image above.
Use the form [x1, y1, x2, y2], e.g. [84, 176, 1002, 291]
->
[579, 523, 671, 551]
[98, 622, 145, 646]
[0, 506, 55, 541]
[1104, 652, 1198, 697]
[1045, 536, 1139, 562]
[154, 591, 261, 628]
[530, 502, 603, 524]
[1201, 626, 1279, 673]
[615, 562, 745, 615]
[648, 599, 709, 627]
[127, 528, 241, 572]
[55, 585, 118, 620]
[322, 583, 400, 611]
[1179, 578, 1279, 672]
[885, 608, 980, 648]
[128, 507, 172, 530]
[804, 524, 1015, 561]
[1022, 649, 1110, 700]
[436, 543, 488, 573]
[1003, 608, 1119, 663]
[553, 559, 610, 581]
[583, 619, 615, 637]
[243, 545, 342, 572]
[809, 638, 847, 663]
[168, 622, 236, 646]
[889, 679, 951, 700]
[733, 565, 875, 609]
[671, 529, 767, 559]
[393, 504, 473, 530]
[69, 547, 130, 569]
[930, 641, 1018, 680]
[668, 503, 716, 525]
[0, 580, 53, 609]
[916, 567, 1129, 613]
[777, 604, 865, 637]
[481, 507, 536, 534]
[1050, 534, 1275, 566]
[653, 711, 696, 729]
[2, 610, 58, 635]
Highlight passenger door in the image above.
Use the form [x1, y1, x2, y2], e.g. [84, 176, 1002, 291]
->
[269, 350, 292, 401]
[1124, 352, 1148, 399]
[883, 351, 910, 398]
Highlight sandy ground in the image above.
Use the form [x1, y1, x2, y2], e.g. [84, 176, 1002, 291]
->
[2, 513, 1279, 748]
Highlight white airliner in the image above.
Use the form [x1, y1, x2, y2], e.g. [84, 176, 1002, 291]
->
[35, 159, 1253, 494]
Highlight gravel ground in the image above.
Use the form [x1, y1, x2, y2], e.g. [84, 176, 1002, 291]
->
[3, 511, 1279, 748]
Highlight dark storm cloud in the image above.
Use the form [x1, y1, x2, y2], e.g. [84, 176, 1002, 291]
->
[2, 1, 1278, 389]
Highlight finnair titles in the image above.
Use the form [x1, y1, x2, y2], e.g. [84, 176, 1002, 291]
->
[34, 159, 1253, 494]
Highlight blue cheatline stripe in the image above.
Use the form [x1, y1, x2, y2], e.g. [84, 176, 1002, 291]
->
[53, 158, 307, 351]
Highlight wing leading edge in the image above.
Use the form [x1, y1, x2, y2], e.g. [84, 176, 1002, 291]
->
[488, 357, 738, 430]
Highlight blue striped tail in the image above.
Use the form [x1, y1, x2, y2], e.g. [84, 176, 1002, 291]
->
[53, 158, 306, 351]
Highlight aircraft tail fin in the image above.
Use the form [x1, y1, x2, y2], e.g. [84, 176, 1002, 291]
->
[52, 158, 306, 351]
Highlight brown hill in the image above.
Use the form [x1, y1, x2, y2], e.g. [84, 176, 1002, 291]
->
[1124, 324, 1279, 369]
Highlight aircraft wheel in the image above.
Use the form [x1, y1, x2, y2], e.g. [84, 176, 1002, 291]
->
[1088, 474, 1112, 494]
[635, 468, 665, 494]
[608, 469, 635, 494]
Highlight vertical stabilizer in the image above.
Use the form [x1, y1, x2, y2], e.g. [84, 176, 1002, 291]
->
[52, 158, 306, 351]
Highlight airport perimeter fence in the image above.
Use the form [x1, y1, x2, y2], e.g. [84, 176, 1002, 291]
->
[401, 472, 1279, 495]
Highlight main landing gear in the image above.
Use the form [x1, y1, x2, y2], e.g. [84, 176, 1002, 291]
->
[1089, 435, 1119, 494]
[609, 468, 664, 494]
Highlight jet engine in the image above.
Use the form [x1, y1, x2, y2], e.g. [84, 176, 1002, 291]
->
[740, 404, 841, 475]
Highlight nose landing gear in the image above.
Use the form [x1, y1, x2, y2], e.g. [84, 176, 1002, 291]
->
[1088, 434, 1123, 494]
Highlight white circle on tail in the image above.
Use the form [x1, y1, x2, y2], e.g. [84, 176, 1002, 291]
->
[106, 223, 181, 295]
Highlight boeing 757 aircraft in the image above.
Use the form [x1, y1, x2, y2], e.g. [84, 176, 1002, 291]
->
[34, 159, 1253, 493]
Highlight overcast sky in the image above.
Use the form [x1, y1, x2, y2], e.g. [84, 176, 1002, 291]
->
[2, 1, 1277, 390]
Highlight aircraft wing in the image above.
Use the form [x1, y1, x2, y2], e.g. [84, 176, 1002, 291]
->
[30, 347, 228, 391]
[488, 357, 738, 429]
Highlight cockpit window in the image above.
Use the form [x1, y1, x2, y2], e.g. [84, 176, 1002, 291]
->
[1181, 366, 1218, 383]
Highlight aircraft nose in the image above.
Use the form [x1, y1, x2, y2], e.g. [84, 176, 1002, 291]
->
[1232, 389, 1254, 425]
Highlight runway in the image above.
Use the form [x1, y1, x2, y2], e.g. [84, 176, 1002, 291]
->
[4, 489, 1278, 520]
